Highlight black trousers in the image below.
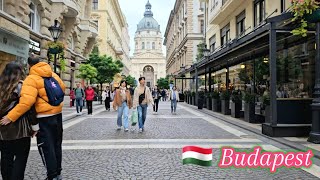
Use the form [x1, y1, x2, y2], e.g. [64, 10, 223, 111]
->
[0, 137, 31, 180]
[153, 99, 159, 112]
[37, 114, 63, 180]
[87, 100, 93, 114]
[105, 97, 111, 110]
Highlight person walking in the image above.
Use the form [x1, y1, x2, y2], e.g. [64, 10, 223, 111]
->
[133, 77, 154, 133]
[113, 80, 132, 131]
[70, 88, 75, 107]
[0, 62, 38, 180]
[161, 89, 166, 101]
[1, 57, 66, 180]
[75, 83, 84, 115]
[152, 86, 161, 114]
[85, 85, 95, 115]
[103, 86, 111, 111]
[169, 86, 180, 115]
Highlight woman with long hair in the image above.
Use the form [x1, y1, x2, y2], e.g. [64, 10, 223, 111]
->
[0, 62, 37, 180]
[152, 86, 161, 114]
[113, 80, 132, 131]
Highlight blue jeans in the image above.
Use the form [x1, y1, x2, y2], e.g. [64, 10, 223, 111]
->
[137, 104, 148, 129]
[171, 99, 177, 112]
[117, 102, 129, 129]
[76, 98, 83, 113]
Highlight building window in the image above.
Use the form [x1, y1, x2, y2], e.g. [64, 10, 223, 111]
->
[254, 0, 265, 27]
[0, 0, 3, 11]
[220, 23, 230, 46]
[281, 0, 285, 13]
[236, 10, 246, 37]
[94, 20, 98, 32]
[29, 1, 41, 32]
[200, 1, 205, 11]
[142, 42, 145, 49]
[92, 0, 98, 10]
[152, 42, 155, 49]
[200, 20, 204, 34]
[209, 35, 216, 52]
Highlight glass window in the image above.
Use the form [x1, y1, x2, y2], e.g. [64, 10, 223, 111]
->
[94, 20, 98, 32]
[200, 20, 204, 34]
[29, 1, 41, 32]
[236, 10, 246, 37]
[152, 42, 155, 49]
[142, 42, 145, 49]
[92, 0, 98, 10]
[200, 1, 205, 11]
[0, 0, 3, 11]
[254, 0, 265, 27]
[209, 34, 216, 52]
[220, 24, 230, 46]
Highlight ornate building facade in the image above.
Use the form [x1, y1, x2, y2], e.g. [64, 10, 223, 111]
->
[91, 0, 131, 75]
[0, 0, 98, 94]
[131, 1, 166, 87]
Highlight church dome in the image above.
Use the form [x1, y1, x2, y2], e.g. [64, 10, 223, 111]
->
[137, 1, 160, 32]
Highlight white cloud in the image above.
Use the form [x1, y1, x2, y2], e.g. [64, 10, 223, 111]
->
[118, 0, 175, 56]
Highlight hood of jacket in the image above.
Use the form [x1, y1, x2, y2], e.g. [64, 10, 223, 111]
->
[29, 62, 52, 78]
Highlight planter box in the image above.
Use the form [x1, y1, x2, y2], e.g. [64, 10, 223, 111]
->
[244, 102, 256, 123]
[192, 96, 195, 106]
[198, 98, 204, 109]
[231, 101, 242, 118]
[264, 105, 271, 123]
[206, 98, 212, 110]
[221, 99, 230, 115]
[212, 98, 221, 112]
[203, 98, 207, 108]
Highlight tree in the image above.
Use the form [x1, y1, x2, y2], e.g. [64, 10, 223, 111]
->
[88, 51, 124, 104]
[125, 75, 136, 87]
[157, 77, 170, 89]
[196, 43, 205, 62]
[77, 64, 97, 84]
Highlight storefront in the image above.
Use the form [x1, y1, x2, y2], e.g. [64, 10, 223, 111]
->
[0, 28, 29, 73]
[186, 12, 318, 138]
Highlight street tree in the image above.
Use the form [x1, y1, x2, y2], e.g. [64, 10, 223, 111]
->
[77, 64, 97, 85]
[157, 77, 170, 89]
[125, 75, 136, 87]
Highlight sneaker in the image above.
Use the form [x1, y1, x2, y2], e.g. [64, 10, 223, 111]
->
[139, 128, 143, 133]
[117, 126, 121, 130]
[124, 128, 129, 132]
[57, 175, 62, 180]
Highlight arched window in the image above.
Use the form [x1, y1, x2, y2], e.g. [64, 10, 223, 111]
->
[142, 42, 145, 49]
[152, 42, 155, 49]
[29, 0, 41, 32]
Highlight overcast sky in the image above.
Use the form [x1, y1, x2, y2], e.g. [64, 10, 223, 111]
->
[118, 0, 175, 56]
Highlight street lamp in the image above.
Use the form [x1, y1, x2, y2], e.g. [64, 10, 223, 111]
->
[48, 19, 63, 74]
[203, 48, 210, 58]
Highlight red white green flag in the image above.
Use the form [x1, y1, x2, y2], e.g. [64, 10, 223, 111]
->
[182, 146, 213, 167]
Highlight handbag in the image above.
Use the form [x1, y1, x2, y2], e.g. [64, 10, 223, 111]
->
[139, 88, 146, 104]
[131, 110, 138, 126]
[0, 83, 36, 140]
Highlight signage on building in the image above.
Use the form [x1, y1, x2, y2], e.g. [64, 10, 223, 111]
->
[29, 39, 41, 55]
[0, 29, 29, 57]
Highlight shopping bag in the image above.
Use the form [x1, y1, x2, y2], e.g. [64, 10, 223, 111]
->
[131, 111, 138, 126]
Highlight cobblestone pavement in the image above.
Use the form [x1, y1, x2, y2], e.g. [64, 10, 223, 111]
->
[20, 101, 320, 179]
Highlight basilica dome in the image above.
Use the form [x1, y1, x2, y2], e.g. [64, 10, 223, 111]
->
[136, 1, 160, 32]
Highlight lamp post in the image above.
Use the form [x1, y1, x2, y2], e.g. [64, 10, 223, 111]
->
[48, 19, 63, 74]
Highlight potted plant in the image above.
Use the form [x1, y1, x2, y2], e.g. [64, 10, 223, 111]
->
[46, 41, 64, 54]
[191, 91, 196, 105]
[243, 92, 256, 123]
[262, 93, 271, 123]
[198, 91, 205, 109]
[220, 90, 231, 115]
[46, 41, 67, 72]
[212, 91, 221, 112]
[231, 90, 242, 118]
[206, 93, 213, 110]
[291, 0, 320, 37]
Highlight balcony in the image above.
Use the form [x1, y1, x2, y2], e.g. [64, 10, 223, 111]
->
[79, 19, 98, 37]
[209, 0, 246, 25]
[52, 0, 80, 17]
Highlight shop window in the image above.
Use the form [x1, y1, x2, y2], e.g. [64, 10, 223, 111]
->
[142, 42, 145, 49]
[152, 42, 155, 49]
[200, 20, 204, 34]
[220, 23, 230, 46]
[29, 1, 41, 32]
[92, 0, 98, 10]
[254, 0, 265, 27]
[236, 10, 246, 37]
[209, 34, 216, 52]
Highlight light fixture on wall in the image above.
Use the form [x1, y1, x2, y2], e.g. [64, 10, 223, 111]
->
[263, 57, 269, 63]
[240, 64, 245, 69]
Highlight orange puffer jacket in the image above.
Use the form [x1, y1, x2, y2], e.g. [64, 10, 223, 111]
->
[7, 62, 66, 122]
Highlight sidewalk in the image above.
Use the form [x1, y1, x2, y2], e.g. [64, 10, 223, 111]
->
[62, 101, 105, 121]
[181, 102, 320, 160]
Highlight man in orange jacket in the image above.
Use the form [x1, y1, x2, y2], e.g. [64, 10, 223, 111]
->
[0, 56, 66, 180]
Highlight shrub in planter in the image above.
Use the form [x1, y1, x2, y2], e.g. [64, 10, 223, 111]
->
[198, 91, 205, 109]
[212, 91, 221, 112]
[231, 90, 242, 118]
[243, 92, 256, 123]
[220, 90, 230, 115]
